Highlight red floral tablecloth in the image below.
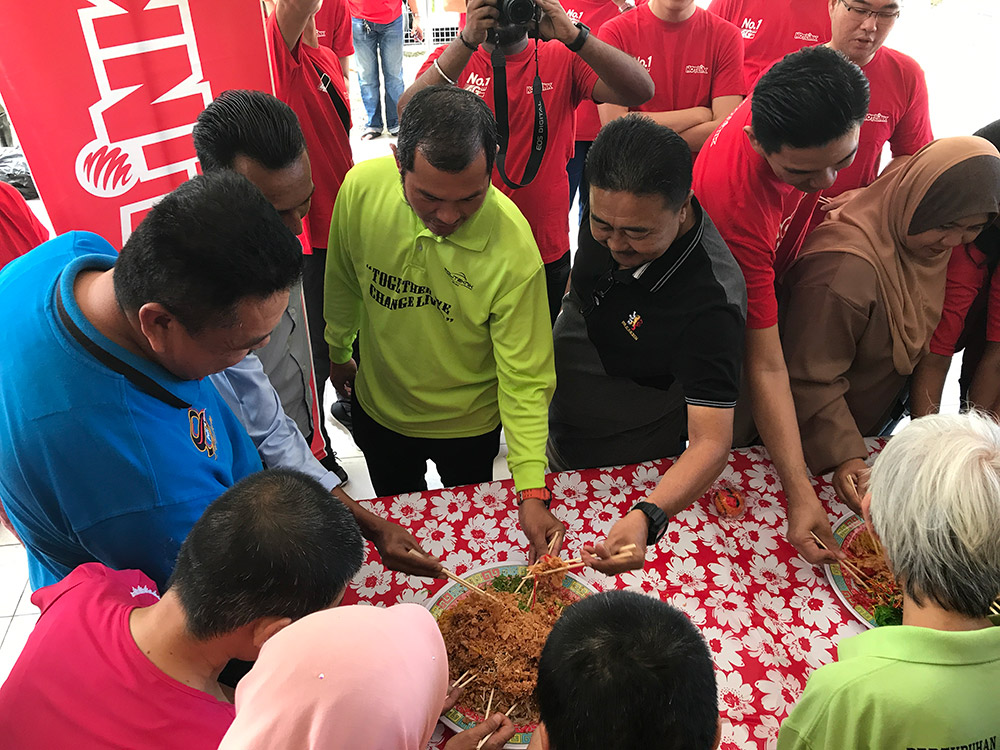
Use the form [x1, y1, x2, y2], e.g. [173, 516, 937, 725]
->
[340, 440, 885, 750]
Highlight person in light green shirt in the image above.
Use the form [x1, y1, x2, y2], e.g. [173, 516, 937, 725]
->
[324, 86, 563, 563]
[778, 411, 1000, 750]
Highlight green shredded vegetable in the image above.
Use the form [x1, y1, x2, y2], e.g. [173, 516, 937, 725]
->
[873, 604, 903, 627]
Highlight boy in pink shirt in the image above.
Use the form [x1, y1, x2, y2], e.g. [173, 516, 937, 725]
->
[0, 469, 363, 750]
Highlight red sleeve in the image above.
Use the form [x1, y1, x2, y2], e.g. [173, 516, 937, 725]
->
[929, 244, 987, 356]
[416, 45, 448, 79]
[988, 264, 1000, 343]
[711, 17, 747, 98]
[889, 60, 933, 158]
[267, 11, 303, 87]
[597, 12, 627, 49]
[329, 0, 355, 57]
[0, 182, 48, 269]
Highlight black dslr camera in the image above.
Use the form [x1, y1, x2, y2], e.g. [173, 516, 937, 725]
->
[497, 0, 539, 27]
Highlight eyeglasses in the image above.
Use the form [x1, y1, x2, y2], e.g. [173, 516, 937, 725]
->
[837, 0, 900, 21]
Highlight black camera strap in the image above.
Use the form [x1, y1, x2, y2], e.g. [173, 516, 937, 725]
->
[491, 35, 547, 189]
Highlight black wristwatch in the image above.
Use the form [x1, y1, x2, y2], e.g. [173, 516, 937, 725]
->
[631, 502, 669, 546]
[564, 21, 590, 53]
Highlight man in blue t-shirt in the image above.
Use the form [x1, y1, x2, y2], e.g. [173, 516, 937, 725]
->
[0, 171, 303, 591]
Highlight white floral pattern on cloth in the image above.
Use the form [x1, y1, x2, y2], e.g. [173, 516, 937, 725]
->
[338, 440, 887, 750]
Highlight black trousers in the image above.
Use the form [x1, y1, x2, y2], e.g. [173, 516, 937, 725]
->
[351, 389, 501, 496]
[304, 248, 331, 448]
[544, 251, 571, 325]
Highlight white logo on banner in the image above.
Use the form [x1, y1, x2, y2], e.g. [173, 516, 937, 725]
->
[75, 0, 213, 243]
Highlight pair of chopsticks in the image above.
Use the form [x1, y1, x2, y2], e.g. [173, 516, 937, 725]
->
[475, 688, 518, 749]
[409, 549, 500, 602]
[521, 543, 639, 583]
[451, 670, 478, 691]
[810, 531, 873, 592]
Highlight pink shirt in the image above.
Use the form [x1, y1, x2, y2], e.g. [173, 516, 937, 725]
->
[0, 564, 236, 750]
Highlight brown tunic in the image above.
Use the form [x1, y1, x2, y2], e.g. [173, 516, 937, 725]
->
[779, 252, 907, 475]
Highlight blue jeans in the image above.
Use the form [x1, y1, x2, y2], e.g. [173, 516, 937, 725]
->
[352, 15, 405, 133]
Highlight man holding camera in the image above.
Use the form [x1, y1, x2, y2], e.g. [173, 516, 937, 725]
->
[398, 0, 652, 323]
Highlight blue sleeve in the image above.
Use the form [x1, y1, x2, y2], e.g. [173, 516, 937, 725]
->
[210, 356, 340, 491]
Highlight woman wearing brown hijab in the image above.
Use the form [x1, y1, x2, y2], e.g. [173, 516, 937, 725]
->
[778, 136, 1000, 510]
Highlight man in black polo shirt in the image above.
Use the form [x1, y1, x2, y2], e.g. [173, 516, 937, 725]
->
[550, 115, 746, 574]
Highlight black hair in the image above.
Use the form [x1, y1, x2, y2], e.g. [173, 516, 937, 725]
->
[751, 46, 870, 154]
[113, 170, 303, 332]
[193, 89, 306, 173]
[167, 469, 364, 640]
[537, 590, 718, 750]
[396, 86, 497, 174]
[586, 114, 692, 211]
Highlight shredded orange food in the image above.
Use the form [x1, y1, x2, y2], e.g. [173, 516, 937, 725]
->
[438, 559, 580, 728]
[848, 529, 902, 609]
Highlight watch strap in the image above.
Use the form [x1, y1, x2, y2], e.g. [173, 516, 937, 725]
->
[631, 501, 668, 546]
[564, 21, 590, 52]
[517, 487, 552, 509]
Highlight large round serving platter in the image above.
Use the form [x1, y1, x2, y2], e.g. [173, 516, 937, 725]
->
[425, 562, 598, 749]
[824, 512, 881, 629]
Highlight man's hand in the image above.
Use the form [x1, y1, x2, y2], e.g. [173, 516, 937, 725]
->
[832, 458, 868, 514]
[786, 489, 843, 565]
[464, 0, 500, 45]
[535, 0, 578, 44]
[411, 18, 424, 41]
[329, 358, 357, 400]
[519, 499, 565, 563]
[818, 187, 863, 213]
[444, 713, 517, 750]
[370, 518, 444, 578]
[441, 684, 464, 715]
[581, 510, 647, 574]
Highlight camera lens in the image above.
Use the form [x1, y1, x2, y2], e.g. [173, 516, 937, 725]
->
[499, 0, 536, 26]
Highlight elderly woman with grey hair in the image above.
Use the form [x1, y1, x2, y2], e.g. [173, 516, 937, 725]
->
[777, 411, 1000, 750]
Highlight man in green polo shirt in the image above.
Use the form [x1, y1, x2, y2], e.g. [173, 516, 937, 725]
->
[324, 85, 563, 561]
[777, 411, 1000, 749]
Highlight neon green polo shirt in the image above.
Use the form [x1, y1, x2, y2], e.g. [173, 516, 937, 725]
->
[324, 156, 555, 490]
[777, 622, 1000, 750]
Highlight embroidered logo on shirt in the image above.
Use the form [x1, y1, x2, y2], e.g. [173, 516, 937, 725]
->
[465, 73, 492, 98]
[622, 311, 643, 340]
[188, 408, 217, 459]
[793, 31, 819, 42]
[740, 18, 763, 39]
[444, 267, 474, 289]
[685, 64, 710, 75]
[865, 112, 890, 123]
[130, 584, 160, 600]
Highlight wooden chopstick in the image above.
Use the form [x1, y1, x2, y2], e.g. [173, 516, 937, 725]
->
[456, 673, 478, 689]
[451, 670, 471, 690]
[809, 531, 871, 585]
[477, 703, 518, 750]
[411, 550, 500, 602]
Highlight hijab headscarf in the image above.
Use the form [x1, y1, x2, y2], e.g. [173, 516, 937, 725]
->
[217, 604, 449, 750]
[795, 136, 1000, 375]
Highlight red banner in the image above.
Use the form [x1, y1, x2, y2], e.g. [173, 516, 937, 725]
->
[0, 1, 275, 248]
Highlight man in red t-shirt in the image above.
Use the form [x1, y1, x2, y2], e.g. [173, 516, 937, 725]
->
[313, 0, 354, 80]
[561, 0, 634, 214]
[692, 46, 869, 565]
[599, 0, 745, 153]
[267, 0, 354, 447]
[0, 470, 364, 750]
[350, 0, 423, 139]
[400, 0, 653, 322]
[0, 181, 48, 269]
[708, 0, 830, 91]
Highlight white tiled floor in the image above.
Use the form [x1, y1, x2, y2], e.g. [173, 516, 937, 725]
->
[1, 0, 996, 685]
